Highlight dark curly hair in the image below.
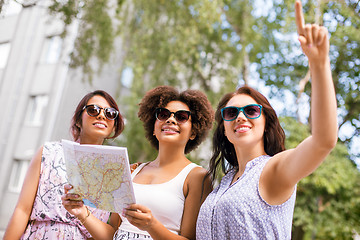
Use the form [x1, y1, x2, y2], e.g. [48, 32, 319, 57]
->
[208, 86, 286, 181]
[138, 85, 214, 154]
[70, 90, 124, 141]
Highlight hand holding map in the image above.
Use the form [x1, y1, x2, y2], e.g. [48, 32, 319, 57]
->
[62, 139, 135, 213]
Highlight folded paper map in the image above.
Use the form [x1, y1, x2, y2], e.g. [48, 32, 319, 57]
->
[62, 139, 135, 213]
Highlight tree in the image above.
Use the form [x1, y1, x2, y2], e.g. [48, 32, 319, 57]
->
[44, 0, 359, 158]
[281, 116, 360, 240]
[256, 0, 360, 161]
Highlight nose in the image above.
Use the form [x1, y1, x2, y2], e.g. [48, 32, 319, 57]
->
[166, 113, 177, 123]
[236, 110, 247, 121]
[96, 109, 107, 120]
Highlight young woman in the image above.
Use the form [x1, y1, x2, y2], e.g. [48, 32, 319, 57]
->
[63, 85, 214, 240]
[115, 86, 214, 240]
[196, 1, 338, 239]
[4, 90, 124, 239]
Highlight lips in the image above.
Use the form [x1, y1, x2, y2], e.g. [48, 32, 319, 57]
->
[235, 125, 251, 133]
[93, 122, 107, 129]
[161, 126, 179, 133]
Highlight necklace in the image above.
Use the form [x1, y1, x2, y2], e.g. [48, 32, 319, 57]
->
[234, 171, 241, 181]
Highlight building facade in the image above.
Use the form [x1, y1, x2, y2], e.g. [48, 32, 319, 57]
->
[0, 1, 123, 236]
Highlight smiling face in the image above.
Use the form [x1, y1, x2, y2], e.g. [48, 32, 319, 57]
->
[79, 95, 116, 145]
[153, 101, 194, 150]
[223, 94, 266, 152]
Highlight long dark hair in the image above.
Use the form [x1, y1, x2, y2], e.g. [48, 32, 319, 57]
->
[208, 86, 285, 181]
[70, 90, 124, 141]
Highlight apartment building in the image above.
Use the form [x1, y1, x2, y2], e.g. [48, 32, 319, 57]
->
[0, 1, 123, 236]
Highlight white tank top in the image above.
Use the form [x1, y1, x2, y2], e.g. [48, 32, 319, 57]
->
[118, 162, 200, 236]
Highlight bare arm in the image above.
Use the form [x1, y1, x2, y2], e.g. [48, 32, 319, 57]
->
[3, 147, 43, 240]
[61, 185, 121, 240]
[260, 0, 338, 205]
[179, 167, 212, 239]
[123, 167, 212, 240]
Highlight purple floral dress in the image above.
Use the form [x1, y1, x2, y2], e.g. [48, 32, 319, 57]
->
[21, 141, 110, 239]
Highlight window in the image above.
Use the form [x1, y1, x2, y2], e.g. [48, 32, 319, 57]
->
[1, 0, 22, 17]
[8, 159, 29, 192]
[40, 36, 63, 64]
[25, 95, 49, 126]
[0, 42, 11, 68]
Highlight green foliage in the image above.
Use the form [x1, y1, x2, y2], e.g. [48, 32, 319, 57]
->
[114, 88, 157, 164]
[112, 0, 267, 164]
[329, 1, 360, 138]
[281, 117, 360, 240]
[257, 0, 360, 157]
[71, 0, 115, 82]
[121, 0, 242, 99]
[46, 1, 360, 148]
[48, 0, 117, 83]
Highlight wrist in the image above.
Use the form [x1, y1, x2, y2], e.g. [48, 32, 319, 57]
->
[77, 206, 91, 225]
[309, 56, 330, 69]
[145, 217, 160, 233]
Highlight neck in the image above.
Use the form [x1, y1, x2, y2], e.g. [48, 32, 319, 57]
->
[79, 136, 104, 145]
[154, 143, 188, 167]
[234, 144, 266, 173]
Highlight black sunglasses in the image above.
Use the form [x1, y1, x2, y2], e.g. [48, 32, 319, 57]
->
[221, 104, 262, 121]
[83, 104, 119, 120]
[155, 108, 191, 124]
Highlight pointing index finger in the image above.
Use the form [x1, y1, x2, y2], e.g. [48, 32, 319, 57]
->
[295, 0, 305, 35]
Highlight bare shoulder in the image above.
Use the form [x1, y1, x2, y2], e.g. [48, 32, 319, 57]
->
[183, 165, 212, 203]
[264, 149, 294, 172]
[185, 165, 211, 190]
[31, 146, 44, 165]
[26, 145, 44, 179]
[187, 165, 208, 182]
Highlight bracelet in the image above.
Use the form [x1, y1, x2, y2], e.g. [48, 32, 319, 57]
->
[78, 207, 91, 225]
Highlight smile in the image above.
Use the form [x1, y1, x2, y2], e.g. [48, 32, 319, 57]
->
[162, 128, 179, 133]
[235, 126, 251, 133]
[94, 123, 107, 128]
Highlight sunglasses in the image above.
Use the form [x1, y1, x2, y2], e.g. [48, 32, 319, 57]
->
[155, 108, 191, 124]
[83, 104, 119, 120]
[221, 104, 262, 121]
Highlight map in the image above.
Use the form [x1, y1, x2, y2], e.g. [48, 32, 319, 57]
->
[62, 139, 135, 213]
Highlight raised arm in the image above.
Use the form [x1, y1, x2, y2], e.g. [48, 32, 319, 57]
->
[260, 0, 338, 205]
[4, 147, 43, 240]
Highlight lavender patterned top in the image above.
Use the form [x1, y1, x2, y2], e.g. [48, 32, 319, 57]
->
[196, 155, 296, 240]
[21, 141, 110, 240]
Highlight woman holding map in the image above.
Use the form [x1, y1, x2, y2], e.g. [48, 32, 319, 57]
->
[4, 90, 124, 240]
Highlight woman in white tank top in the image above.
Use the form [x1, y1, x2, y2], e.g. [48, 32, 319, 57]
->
[62, 85, 214, 240]
[113, 85, 214, 240]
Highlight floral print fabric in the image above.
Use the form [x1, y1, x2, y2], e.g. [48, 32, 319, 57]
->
[21, 141, 110, 240]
